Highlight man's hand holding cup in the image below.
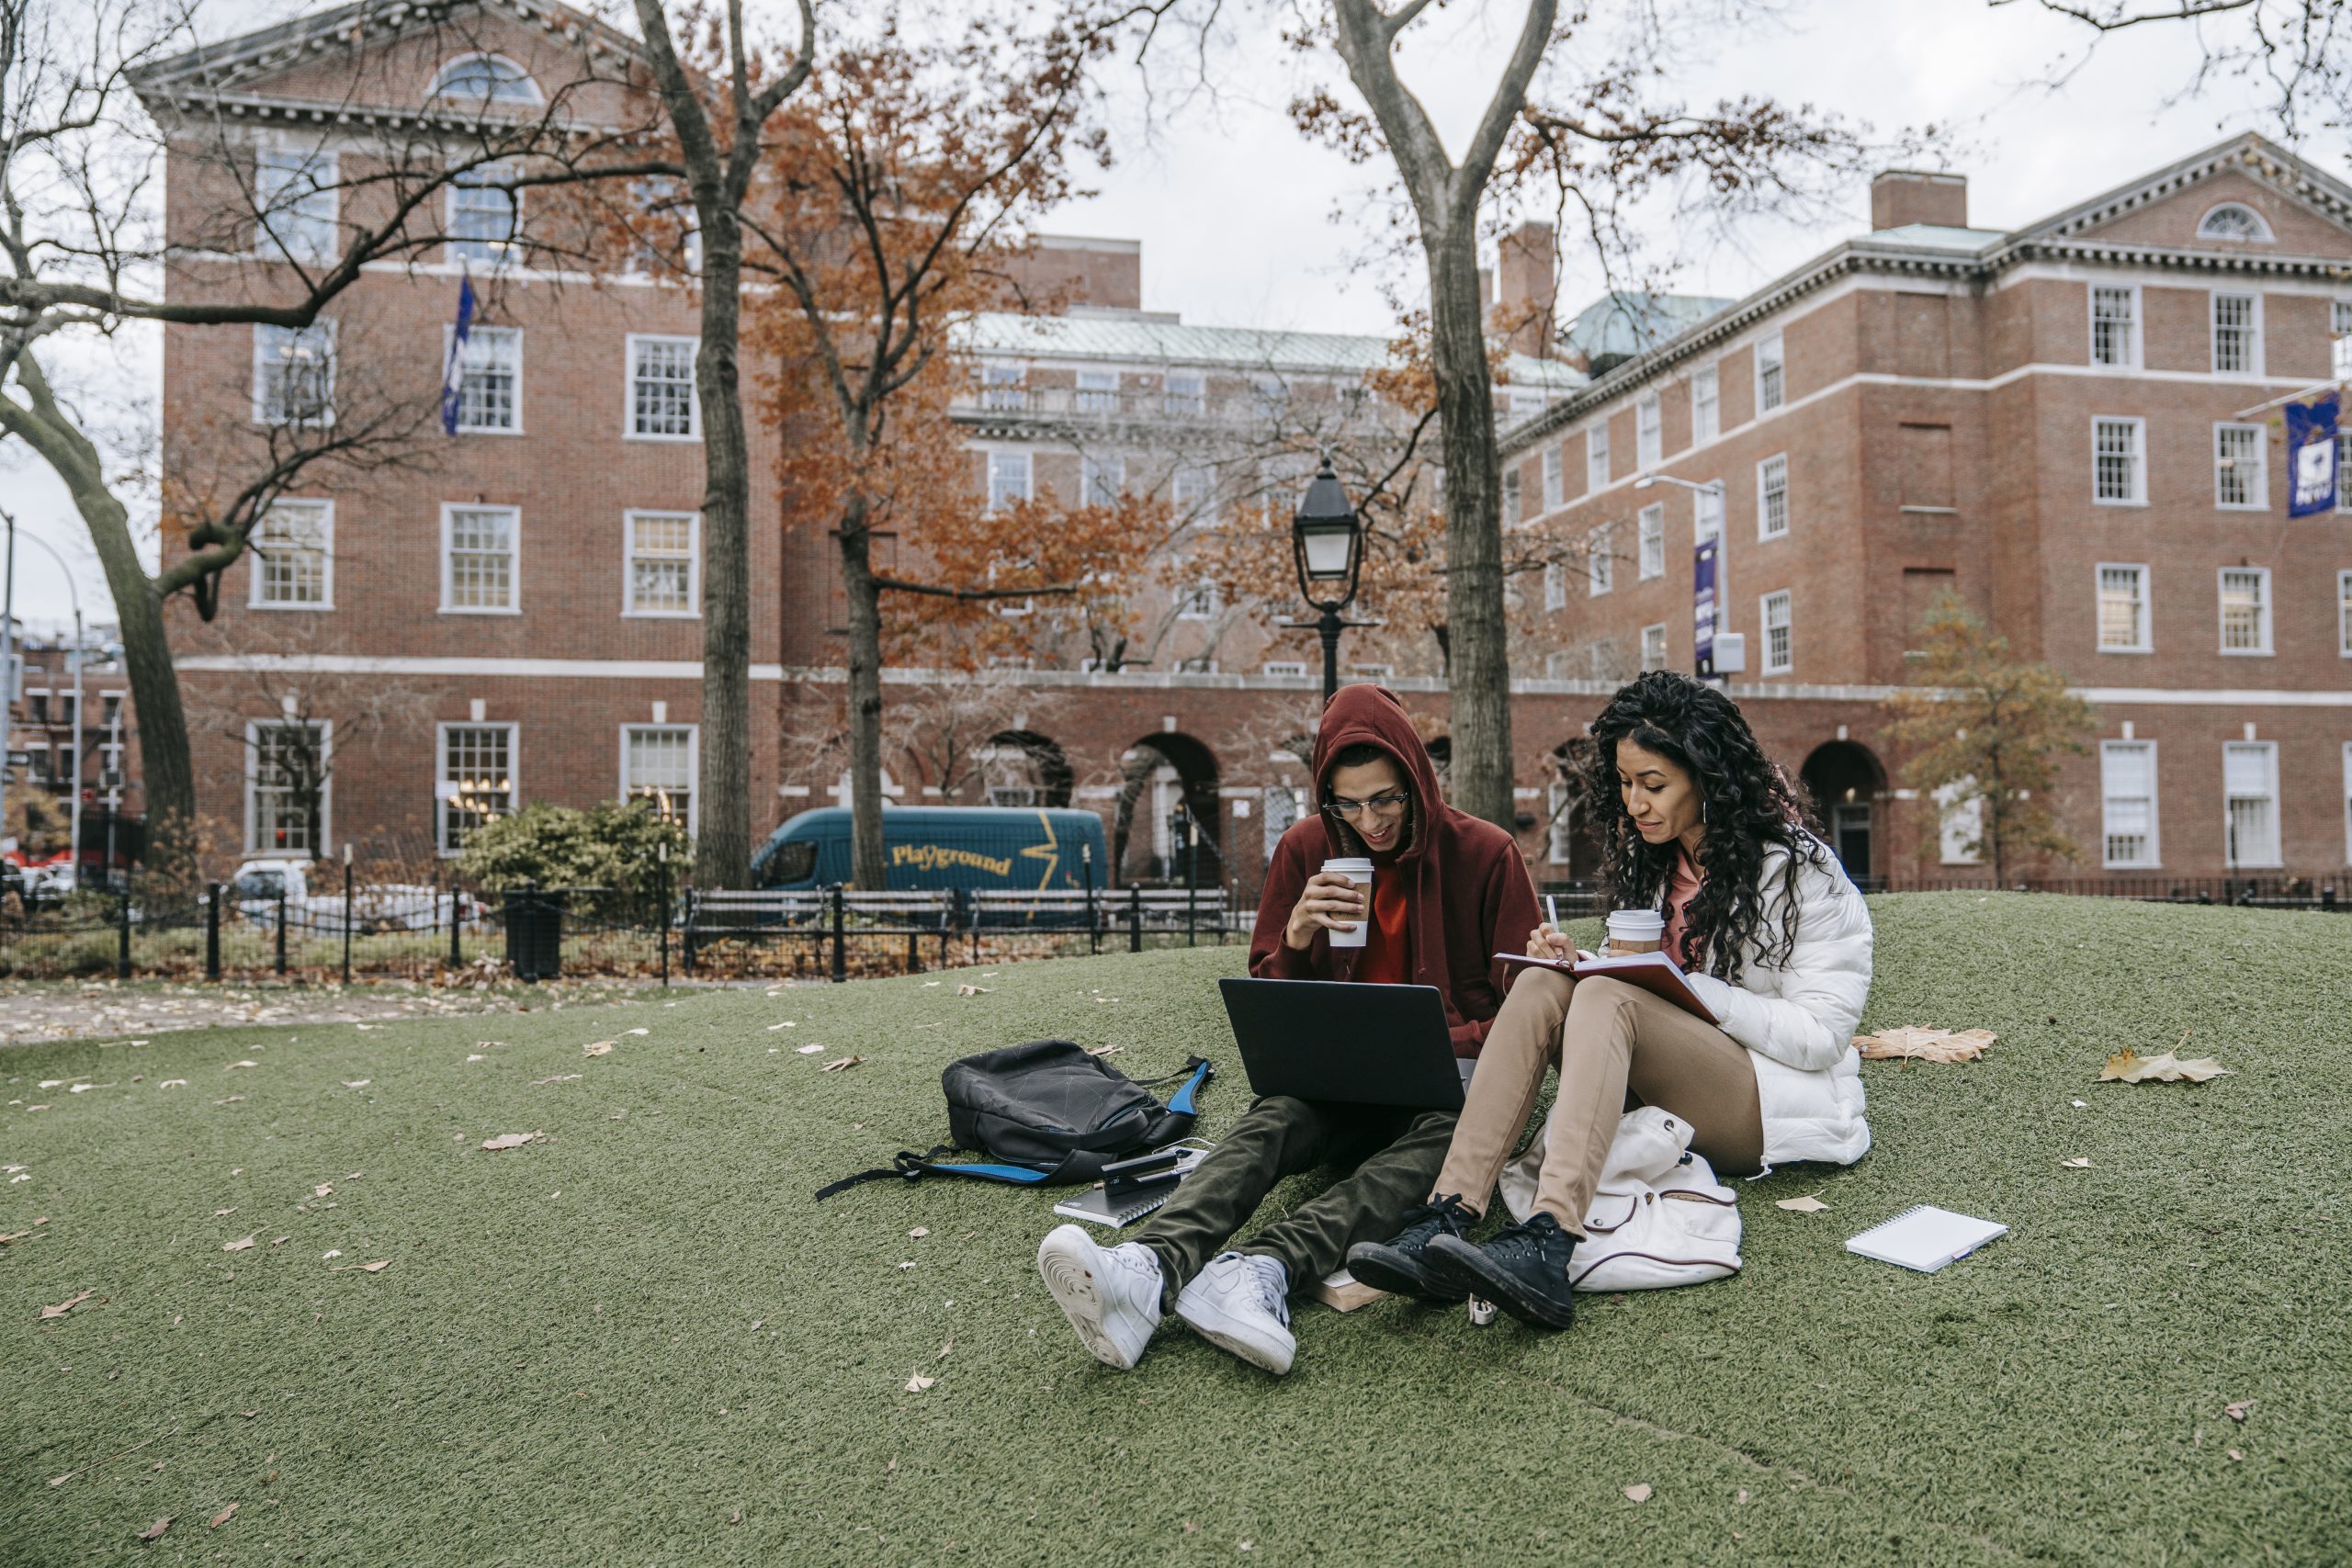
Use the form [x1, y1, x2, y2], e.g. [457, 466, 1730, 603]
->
[1287, 863, 1372, 951]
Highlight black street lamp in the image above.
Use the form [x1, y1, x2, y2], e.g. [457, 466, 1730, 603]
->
[1290, 457, 1369, 701]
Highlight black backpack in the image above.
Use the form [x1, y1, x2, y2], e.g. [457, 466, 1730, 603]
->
[813, 1040, 1213, 1199]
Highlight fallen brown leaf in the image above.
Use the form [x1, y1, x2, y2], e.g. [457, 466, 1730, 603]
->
[1854, 1026, 1996, 1064]
[2060, 1157, 2093, 1169]
[332, 1259, 391, 1274]
[312, 1183, 334, 1198]
[1774, 1195, 1829, 1213]
[909, 1226, 930, 1239]
[222, 1236, 256, 1253]
[480, 1132, 539, 1151]
[340, 1080, 370, 1089]
[820, 1055, 865, 1072]
[137, 1516, 173, 1542]
[2100, 1050, 2231, 1084]
[956, 985, 994, 997]
[37, 1287, 95, 1320]
[583, 1041, 616, 1057]
[937, 1337, 955, 1360]
[1087, 1043, 1125, 1056]
[0, 1229, 40, 1247]
[906, 1373, 935, 1393]
[1623, 1483, 1653, 1503]
[208, 1503, 237, 1529]
[223, 1061, 258, 1070]
[2228, 1448, 2244, 1462]
[2226, 1398, 2256, 1422]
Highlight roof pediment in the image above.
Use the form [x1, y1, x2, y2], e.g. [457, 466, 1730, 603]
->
[2003, 133, 2352, 254]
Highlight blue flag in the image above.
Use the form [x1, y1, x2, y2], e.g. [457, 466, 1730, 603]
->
[438, 272, 477, 435]
[2286, 394, 2337, 517]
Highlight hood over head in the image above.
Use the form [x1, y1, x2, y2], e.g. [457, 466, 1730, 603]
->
[1309, 684, 1446, 860]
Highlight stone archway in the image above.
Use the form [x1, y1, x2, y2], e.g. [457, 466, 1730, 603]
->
[1112, 731, 1221, 883]
[1799, 739, 1887, 884]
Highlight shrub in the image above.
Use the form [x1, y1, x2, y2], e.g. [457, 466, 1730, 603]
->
[454, 801, 688, 916]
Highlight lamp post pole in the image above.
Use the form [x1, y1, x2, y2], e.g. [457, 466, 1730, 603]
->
[0, 510, 15, 864]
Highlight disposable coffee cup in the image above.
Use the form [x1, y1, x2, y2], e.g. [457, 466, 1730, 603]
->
[1605, 908, 1666, 955]
[1321, 857, 1374, 948]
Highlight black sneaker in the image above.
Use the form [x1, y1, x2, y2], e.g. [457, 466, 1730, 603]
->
[1345, 1194, 1476, 1302]
[1425, 1213, 1578, 1329]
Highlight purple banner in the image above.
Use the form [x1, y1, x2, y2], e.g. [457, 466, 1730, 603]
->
[2286, 393, 2337, 518]
[1693, 538, 1719, 678]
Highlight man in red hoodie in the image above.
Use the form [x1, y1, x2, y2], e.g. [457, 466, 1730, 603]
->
[1036, 684, 1541, 1375]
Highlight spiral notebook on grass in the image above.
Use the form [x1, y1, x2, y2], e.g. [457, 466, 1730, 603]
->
[1049, 1145, 1211, 1228]
[1845, 1205, 2007, 1274]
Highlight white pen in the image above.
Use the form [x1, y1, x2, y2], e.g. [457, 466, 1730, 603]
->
[1545, 895, 1559, 930]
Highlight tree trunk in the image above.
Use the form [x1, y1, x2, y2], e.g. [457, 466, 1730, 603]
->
[1425, 230, 1513, 827]
[837, 494, 888, 890]
[0, 367, 198, 880]
[690, 210, 753, 888]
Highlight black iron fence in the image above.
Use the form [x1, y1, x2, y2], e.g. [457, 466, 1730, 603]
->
[0, 874, 1245, 985]
[6, 867, 2339, 987]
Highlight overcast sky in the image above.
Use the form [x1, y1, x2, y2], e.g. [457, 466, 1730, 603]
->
[0, 0, 2306, 635]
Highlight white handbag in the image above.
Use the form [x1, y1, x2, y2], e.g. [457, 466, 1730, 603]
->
[1496, 1104, 1744, 1292]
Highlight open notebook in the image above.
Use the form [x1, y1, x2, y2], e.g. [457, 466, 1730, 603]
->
[1496, 949, 1717, 1022]
[1845, 1205, 2008, 1274]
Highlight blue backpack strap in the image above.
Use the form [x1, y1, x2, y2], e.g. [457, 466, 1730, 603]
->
[1165, 1056, 1213, 1117]
[813, 1144, 1057, 1201]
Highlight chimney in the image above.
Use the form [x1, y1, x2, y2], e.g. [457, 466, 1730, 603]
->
[1871, 169, 1967, 231]
[1490, 220, 1558, 358]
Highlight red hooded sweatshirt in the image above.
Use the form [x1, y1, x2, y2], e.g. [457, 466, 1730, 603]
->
[1248, 684, 1543, 1058]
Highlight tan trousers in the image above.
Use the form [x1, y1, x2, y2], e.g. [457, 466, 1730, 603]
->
[1432, 968, 1765, 1234]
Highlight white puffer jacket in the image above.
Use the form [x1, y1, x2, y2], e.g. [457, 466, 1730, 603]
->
[1676, 840, 1873, 1168]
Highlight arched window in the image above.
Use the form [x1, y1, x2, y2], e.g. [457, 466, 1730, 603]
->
[2196, 202, 2274, 243]
[430, 53, 541, 104]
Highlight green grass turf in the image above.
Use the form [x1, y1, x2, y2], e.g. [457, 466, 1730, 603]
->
[4, 893, 2349, 1566]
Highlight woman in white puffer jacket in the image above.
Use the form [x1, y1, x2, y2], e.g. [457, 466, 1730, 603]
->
[1346, 670, 1872, 1329]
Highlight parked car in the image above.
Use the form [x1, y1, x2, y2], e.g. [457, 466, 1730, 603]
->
[750, 807, 1110, 896]
[229, 859, 483, 931]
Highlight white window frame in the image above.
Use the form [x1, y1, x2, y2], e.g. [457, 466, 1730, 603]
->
[2334, 301, 2352, 381]
[1501, 468, 1521, 527]
[624, 333, 700, 442]
[2339, 569, 2352, 657]
[1259, 660, 1307, 679]
[1586, 423, 1610, 493]
[1543, 558, 1566, 612]
[2343, 741, 2352, 866]
[2095, 562, 2152, 654]
[987, 450, 1033, 513]
[2211, 291, 2263, 377]
[1755, 330, 1785, 414]
[2218, 567, 2273, 655]
[620, 724, 699, 838]
[1081, 452, 1125, 507]
[1760, 590, 1792, 674]
[1074, 368, 1120, 412]
[244, 717, 330, 858]
[2213, 423, 2267, 511]
[435, 721, 518, 857]
[2088, 283, 2142, 370]
[1636, 392, 1662, 469]
[431, 52, 542, 103]
[248, 498, 334, 611]
[447, 163, 519, 268]
[1542, 446, 1565, 511]
[1175, 568, 1221, 622]
[251, 321, 336, 426]
[1546, 779, 1575, 864]
[2092, 416, 2146, 506]
[1691, 364, 1720, 444]
[254, 147, 338, 263]
[1693, 483, 1724, 543]
[2099, 740, 2159, 869]
[445, 324, 523, 434]
[1637, 503, 1665, 580]
[1640, 622, 1668, 671]
[2222, 740, 2281, 869]
[622, 510, 701, 618]
[1161, 371, 1205, 416]
[439, 502, 521, 615]
[1757, 454, 1790, 540]
[1587, 525, 1612, 597]
[2196, 202, 2274, 243]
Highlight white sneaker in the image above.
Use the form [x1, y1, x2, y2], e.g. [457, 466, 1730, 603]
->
[1174, 1252, 1295, 1375]
[1036, 1224, 1162, 1371]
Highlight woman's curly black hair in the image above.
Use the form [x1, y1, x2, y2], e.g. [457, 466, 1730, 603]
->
[1581, 670, 1826, 984]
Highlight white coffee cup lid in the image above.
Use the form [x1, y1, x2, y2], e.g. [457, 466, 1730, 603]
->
[1606, 908, 1665, 935]
[1323, 857, 1374, 873]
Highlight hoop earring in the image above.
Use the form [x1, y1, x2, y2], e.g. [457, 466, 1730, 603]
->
[1701, 800, 1708, 825]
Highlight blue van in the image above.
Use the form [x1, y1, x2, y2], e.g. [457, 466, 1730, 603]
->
[750, 806, 1111, 894]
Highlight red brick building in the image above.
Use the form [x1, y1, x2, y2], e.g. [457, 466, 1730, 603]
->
[1500, 144, 2352, 884]
[138, 2, 2349, 892]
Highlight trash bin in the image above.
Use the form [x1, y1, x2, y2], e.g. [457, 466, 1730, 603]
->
[503, 884, 565, 981]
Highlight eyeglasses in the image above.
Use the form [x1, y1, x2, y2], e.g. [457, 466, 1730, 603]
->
[1327, 790, 1409, 818]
